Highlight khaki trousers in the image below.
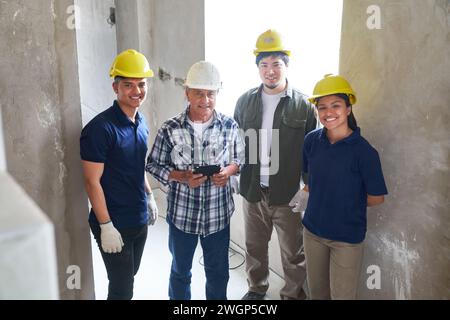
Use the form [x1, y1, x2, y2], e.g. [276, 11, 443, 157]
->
[303, 227, 363, 300]
[243, 188, 307, 300]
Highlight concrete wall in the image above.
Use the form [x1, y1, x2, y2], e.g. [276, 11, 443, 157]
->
[115, 0, 140, 53]
[148, 0, 205, 139]
[0, 0, 94, 299]
[1, 98, 58, 299]
[114, 0, 205, 190]
[340, 0, 450, 299]
[76, 0, 117, 126]
[149, 0, 205, 192]
[114, 0, 158, 159]
[0, 172, 59, 299]
[0, 110, 5, 171]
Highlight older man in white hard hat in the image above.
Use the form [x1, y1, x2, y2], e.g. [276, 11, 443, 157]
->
[146, 61, 245, 300]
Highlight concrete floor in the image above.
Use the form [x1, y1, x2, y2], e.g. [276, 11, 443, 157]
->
[91, 216, 284, 300]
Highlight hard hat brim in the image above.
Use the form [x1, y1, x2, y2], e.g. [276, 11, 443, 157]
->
[308, 92, 357, 105]
[184, 83, 222, 91]
[254, 49, 291, 56]
[110, 69, 154, 79]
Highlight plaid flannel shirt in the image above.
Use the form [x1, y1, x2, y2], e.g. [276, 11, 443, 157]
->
[146, 108, 245, 236]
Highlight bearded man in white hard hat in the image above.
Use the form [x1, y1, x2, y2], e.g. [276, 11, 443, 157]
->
[146, 61, 245, 300]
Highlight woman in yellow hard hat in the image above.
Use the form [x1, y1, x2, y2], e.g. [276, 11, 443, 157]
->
[300, 74, 388, 299]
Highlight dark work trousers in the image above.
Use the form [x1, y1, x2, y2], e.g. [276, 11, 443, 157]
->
[90, 223, 148, 300]
[167, 217, 230, 300]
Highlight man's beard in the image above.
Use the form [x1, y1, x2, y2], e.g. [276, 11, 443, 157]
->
[264, 83, 279, 90]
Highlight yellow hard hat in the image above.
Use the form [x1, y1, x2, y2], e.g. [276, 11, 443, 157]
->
[254, 29, 291, 56]
[308, 74, 357, 105]
[109, 49, 154, 79]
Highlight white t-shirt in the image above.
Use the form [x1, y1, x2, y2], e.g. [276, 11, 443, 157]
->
[260, 90, 283, 187]
[187, 115, 214, 139]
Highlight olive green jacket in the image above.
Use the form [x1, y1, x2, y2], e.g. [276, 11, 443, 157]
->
[234, 83, 317, 206]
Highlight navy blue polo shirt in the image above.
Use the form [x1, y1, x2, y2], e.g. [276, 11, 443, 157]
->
[80, 101, 149, 229]
[302, 128, 388, 243]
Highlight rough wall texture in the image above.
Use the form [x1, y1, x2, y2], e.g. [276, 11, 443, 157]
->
[114, 0, 205, 190]
[76, 0, 117, 126]
[149, 0, 205, 136]
[0, 0, 94, 299]
[114, 0, 157, 152]
[0, 172, 59, 299]
[0, 110, 5, 171]
[340, 0, 450, 299]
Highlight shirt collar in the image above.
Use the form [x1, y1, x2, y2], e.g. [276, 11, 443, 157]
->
[113, 100, 141, 125]
[252, 79, 293, 98]
[181, 106, 222, 127]
[320, 127, 361, 145]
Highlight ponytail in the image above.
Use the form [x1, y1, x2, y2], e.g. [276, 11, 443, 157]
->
[335, 93, 358, 130]
[348, 109, 358, 131]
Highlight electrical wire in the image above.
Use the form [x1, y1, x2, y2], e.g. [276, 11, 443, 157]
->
[198, 245, 246, 270]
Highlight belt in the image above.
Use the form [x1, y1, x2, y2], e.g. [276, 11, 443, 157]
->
[260, 185, 269, 193]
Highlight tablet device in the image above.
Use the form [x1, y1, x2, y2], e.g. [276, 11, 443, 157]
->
[193, 165, 221, 177]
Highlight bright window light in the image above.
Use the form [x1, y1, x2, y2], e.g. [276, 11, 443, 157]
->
[206, 0, 343, 116]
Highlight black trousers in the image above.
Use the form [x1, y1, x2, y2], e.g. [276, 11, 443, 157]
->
[90, 223, 148, 300]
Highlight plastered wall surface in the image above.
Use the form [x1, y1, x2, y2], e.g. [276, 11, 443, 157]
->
[0, 172, 59, 299]
[0, 0, 94, 299]
[76, 0, 117, 126]
[340, 0, 449, 299]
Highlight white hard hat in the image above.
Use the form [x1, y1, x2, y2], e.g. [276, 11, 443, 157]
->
[184, 61, 222, 91]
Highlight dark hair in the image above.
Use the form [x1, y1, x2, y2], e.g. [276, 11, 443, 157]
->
[114, 76, 126, 83]
[317, 93, 358, 131]
[256, 51, 289, 66]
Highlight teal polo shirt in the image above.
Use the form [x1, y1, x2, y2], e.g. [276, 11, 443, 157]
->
[80, 100, 149, 229]
[302, 128, 388, 243]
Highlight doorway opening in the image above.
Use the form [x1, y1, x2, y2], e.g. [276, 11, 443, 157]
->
[205, 0, 343, 116]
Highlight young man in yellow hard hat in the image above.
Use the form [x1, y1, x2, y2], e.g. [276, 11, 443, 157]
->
[234, 29, 317, 300]
[80, 49, 158, 299]
[146, 61, 245, 300]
